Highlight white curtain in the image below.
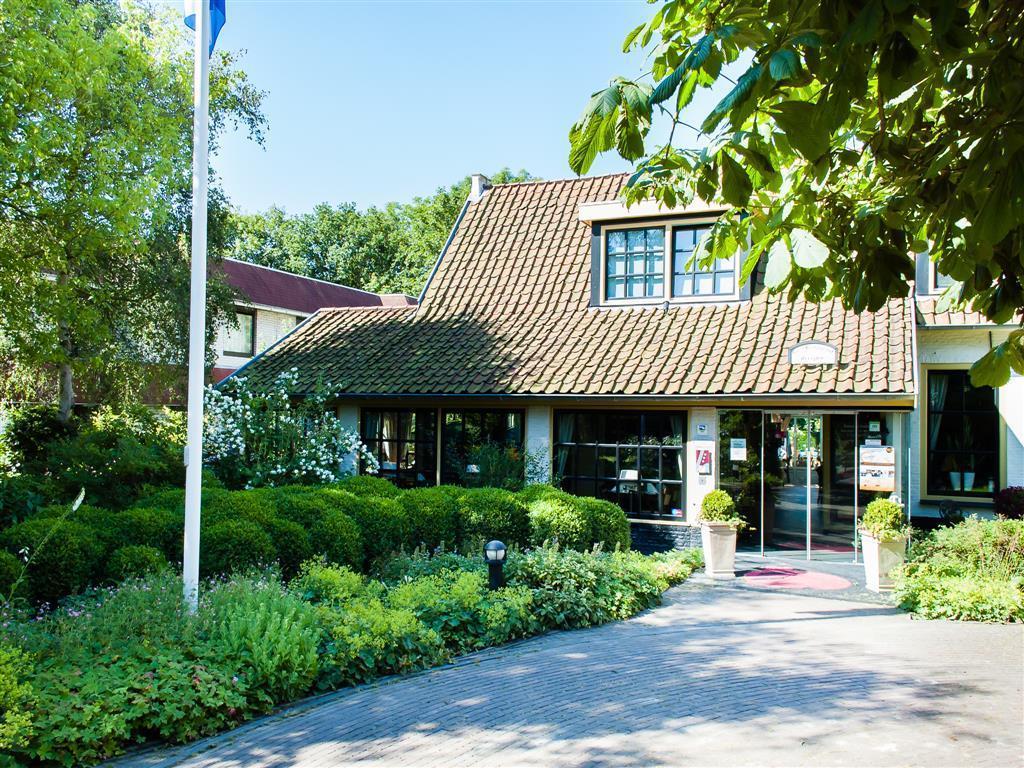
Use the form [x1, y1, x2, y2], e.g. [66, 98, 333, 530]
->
[928, 374, 949, 451]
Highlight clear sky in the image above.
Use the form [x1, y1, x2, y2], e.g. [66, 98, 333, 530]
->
[201, 0, 673, 214]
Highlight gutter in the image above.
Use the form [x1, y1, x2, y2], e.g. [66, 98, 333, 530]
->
[314, 391, 916, 407]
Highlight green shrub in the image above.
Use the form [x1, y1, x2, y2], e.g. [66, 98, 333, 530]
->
[0, 550, 25, 601]
[291, 560, 369, 605]
[0, 473, 57, 527]
[699, 490, 740, 523]
[458, 487, 530, 547]
[106, 545, 167, 582]
[109, 507, 182, 558]
[577, 497, 630, 551]
[895, 572, 1023, 623]
[861, 498, 907, 541]
[374, 550, 485, 583]
[517, 483, 571, 505]
[0, 405, 77, 473]
[458, 442, 526, 491]
[318, 598, 447, 688]
[348, 496, 410, 567]
[309, 510, 363, 570]
[262, 518, 312, 579]
[0, 643, 34, 751]
[202, 489, 276, 527]
[0, 518, 104, 604]
[207, 577, 321, 705]
[398, 487, 461, 552]
[133, 487, 185, 513]
[527, 497, 590, 550]
[273, 487, 357, 528]
[331, 475, 401, 499]
[199, 520, 275, 578]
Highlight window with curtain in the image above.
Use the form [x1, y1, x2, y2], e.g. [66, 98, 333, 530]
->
[672, 226, 734, 297]
[606, 227, 664, 300]
[554, 411, 686, 517]
[361, 408, 437, 488]
[926, 370, 999, 496]
[441, 409, 524, 484]
[223, 309, 255, 356]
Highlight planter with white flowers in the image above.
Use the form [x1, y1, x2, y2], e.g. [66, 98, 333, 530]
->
[859, 498, 909, 592]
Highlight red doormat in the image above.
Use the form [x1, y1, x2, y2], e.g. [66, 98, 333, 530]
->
[742, 567, 852, 591]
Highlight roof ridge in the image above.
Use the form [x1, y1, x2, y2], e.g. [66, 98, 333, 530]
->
[317, 305, 414, 313]
[490, 172, 629, 190]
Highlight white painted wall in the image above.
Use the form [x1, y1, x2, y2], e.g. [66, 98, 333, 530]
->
[686, 407, 717, 523]
[337, 404, 359, 476]
[213, 306, 305, 371]
[525, 405, 552, 484]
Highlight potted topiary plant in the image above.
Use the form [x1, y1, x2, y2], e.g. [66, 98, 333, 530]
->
[699, 489, 743, 579]
[859, 498, 909, 592]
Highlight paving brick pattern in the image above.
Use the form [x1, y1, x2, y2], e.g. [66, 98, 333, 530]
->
[124, 582, 1023, 768]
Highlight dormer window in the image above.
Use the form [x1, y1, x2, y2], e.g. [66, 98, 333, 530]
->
[932, 266, 954, 291]
[672, 226, 735, 297]
[606, 227, 664, 300]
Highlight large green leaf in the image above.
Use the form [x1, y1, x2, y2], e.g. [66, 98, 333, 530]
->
[720, 152, 752, 207]
[789, 228, 829, 268]
[702, 64, 763, 132]
[764, 239, 792, 289]
[768, 50, 800, 81]
[770, 101, 829, 161]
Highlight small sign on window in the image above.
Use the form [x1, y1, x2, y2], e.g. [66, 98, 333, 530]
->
[729, 438, 747, 462]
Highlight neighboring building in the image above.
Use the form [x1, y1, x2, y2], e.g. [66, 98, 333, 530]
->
[212, 258, 415, 382]
[229, 174, 1023, 556]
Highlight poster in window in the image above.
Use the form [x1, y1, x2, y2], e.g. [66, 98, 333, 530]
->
[729, 438, 747, 462]
[859, 445, 896, 492]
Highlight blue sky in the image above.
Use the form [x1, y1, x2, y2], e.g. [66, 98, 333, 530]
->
[204, 1, 682, 214]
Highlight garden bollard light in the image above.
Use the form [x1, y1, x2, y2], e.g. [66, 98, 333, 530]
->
[484, 540, 507, 590]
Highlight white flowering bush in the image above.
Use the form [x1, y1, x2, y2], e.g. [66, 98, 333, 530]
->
[203, 369, 378, 489]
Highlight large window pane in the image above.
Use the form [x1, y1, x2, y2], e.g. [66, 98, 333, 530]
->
[361, 408, 437, 488]
[926, 370, 999, 497]
[441, 409, 525, 485]
[605, 227, 664, 300]
[672, 225, 736, 298]
[224, 310, 255, 356]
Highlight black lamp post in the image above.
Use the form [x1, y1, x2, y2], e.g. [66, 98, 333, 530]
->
[484, 540, 507, 590]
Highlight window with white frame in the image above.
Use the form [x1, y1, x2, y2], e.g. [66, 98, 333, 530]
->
[672, 226, 734, 297]
[606, 227, 665, 300]
[223, 309, 255, 357]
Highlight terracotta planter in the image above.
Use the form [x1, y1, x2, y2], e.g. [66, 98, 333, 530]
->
[861, 531, 907, 592]
[701, 522, 738, 579]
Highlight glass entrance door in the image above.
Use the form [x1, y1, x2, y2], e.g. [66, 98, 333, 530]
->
[765, 413, 856, 560]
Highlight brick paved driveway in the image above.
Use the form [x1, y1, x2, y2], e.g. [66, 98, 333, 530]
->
[124, 579, 1023, 768]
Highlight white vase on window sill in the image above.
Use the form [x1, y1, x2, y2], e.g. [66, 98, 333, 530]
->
[948, 471, 962, 492]
[963, 472, 976, 492]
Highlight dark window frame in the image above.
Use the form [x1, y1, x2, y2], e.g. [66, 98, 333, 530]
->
[554, 410, 687, 519]
[360, 408, 438, 488]
[440, 408, 525, 485]
[223, 308, 256, 357]
[671, 224, 735, 298]
[925, 369, 999, 498]
[604, 226, 665, 301]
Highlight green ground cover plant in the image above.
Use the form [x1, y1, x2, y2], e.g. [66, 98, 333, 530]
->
[1, 545, 702, 765]
[894, 518, 1023, 623]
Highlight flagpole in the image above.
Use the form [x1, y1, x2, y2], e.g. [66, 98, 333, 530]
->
[183, 0, 211, 611]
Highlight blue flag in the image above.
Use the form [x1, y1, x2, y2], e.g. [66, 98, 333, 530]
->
[185, 0, 226, 55]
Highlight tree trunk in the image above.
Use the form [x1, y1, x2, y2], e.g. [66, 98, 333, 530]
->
[58, 361, 74, 423]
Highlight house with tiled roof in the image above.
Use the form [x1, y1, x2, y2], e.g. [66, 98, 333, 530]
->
[212, 258, 415, 383]
[230, 174, 1023, 556]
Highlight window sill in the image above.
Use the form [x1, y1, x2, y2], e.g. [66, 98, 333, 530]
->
[223, 351, 254, 359]
[596, 295, 743, 310]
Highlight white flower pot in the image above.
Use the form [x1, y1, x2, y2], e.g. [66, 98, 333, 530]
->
[701, 522, 737, 580]
[861, 531, 907, 592]
[948, 471, 962, 492]
[963, 471, 976, 492]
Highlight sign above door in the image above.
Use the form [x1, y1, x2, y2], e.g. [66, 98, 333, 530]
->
[788, 340, 838, 367]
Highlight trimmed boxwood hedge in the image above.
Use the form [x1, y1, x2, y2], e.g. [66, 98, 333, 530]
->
[348, 496, 410, 567]
[458, 488, 530, 548]
[331, 475, 402, 499]
[577, 497, 630, 551]
[398, 487, 462, 552]
[309, 510, 363, 570]
[0, 518, 104, 605]
[200, 519, 276, 578]
[106, 545, 167, 582]
[526, 496, 591, 551]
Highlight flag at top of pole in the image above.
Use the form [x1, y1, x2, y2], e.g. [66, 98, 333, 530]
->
[181, 0, 225, 610]
[185, 0, 226, 55]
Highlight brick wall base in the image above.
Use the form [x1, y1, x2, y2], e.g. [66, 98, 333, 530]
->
[630, 521, 702, 554]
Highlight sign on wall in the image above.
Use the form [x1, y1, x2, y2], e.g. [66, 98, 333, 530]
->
[859, 445, 896, 492]
[696, 449, 713, 475]
[788, 340, 838, 366]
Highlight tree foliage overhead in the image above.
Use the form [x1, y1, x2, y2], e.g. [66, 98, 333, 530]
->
[0, 0, 265, 414]
[226, 169, 533, 296]
[568, 0, 1024, 385]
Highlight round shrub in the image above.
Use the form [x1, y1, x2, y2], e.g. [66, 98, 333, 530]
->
[0, 550, 25, 601]
[331, 475, 401, 499]
[309, 510, 363, 570]
[861, 498, 906, 541]
[132, 488, 185, 513]
[106, 545, 167, 582]
[200, 519, 275, 578]
[348, 497, 410, 567]
[458, 488, 530, 547]
[0, 518, 104, 604]
[517, 483, 571, 505]
[700, 490, 739, 523]
[577, 497, 630, 551]
[202, 489, 276, 527]
[263, 517, 312, 579]
[108, 507, 182, 558]
[398, 487, 461, 552]
[528, 497, 590, 551]
[273, 487, 359, 528]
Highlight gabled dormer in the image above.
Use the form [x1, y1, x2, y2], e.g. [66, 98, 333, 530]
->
[579, 199, 752, 308]
[914, 251, 954, 297]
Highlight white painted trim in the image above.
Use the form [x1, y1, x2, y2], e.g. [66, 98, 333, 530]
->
[579, 198, 726, 223]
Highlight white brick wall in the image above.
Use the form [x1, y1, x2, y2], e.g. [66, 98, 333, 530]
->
[214, 306, 305, 371]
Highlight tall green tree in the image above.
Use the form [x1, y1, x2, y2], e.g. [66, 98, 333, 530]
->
[0, 0, 265, 419]
[226, 169, 532, 296]
[568, 0, 1023, 385]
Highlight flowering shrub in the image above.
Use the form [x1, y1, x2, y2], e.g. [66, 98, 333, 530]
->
[203, 369, 378, 489]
